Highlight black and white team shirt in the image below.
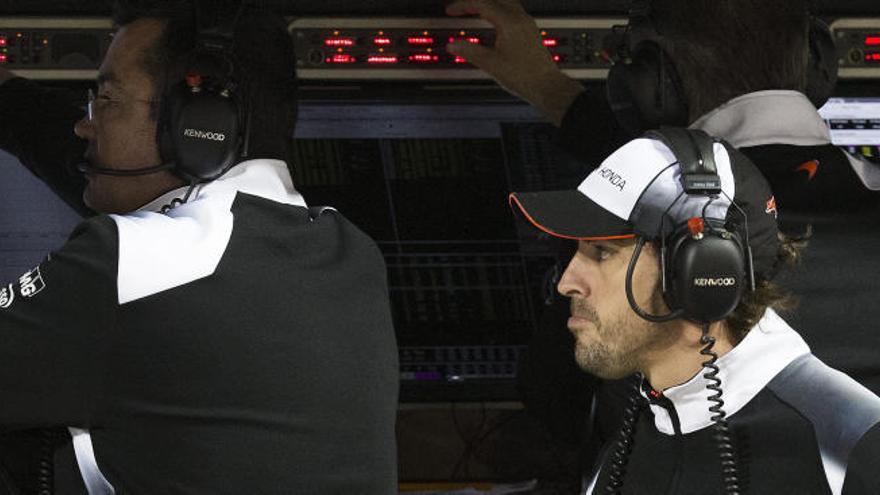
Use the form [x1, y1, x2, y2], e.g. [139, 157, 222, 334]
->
[0, 159, 399, 493]
[582, 310, 880, 495]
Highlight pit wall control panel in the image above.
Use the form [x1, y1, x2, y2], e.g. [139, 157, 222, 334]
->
[0, 18, 113, 80]
[833, 18, 880, 78]
[0, 17, 878, 81]
[289, 18, 625, 80]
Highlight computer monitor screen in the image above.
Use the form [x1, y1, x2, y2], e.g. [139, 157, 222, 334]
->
[818, 97, 880, 162]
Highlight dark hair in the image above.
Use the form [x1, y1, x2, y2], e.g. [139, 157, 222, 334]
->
[725, 233, 807, 344]
[652, 0, 811, 121]
[113, 0, 298, 164]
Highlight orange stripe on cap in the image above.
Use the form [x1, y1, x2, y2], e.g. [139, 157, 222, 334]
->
[508, 193, 636, 242]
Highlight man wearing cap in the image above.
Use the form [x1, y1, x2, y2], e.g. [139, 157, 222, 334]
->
[511, 128, 880, 494]
[447, 0, 880, 477]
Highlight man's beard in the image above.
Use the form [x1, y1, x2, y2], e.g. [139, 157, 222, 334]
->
[570, 295, 674, 379]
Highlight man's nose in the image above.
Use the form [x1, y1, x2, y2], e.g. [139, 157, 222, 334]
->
[73, 116, 93, 140]
[557, 256, 590, 299]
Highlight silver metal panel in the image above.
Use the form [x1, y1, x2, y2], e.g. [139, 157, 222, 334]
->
[288, 17, 626, 31]
[830, 18, 880, 30]
[295, 68, 610, 80]
[0, 18, 113, 29]
[9, 70, 98, 80]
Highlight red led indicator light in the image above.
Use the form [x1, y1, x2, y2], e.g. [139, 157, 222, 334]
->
[325, 37, 355, 47]
[367, 55, 399, 64]
[373, 37, 392, 46]
[0, 38, 6, 47]
[408, 36, 435, 45]
[453, 56, 468, 64]
[0, 54, 7, 63]
[866, 36, 880, 46]
[542, 38, 559, 47]
[866, 52, 880, 62]
[326, 54, 356, 64]
[449, 36, 481, 45]
[552, 54, 563, 63]
[185, 72, 203, 87]
[408, 53, 440, 63]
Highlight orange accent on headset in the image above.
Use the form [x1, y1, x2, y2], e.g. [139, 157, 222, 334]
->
[508, 193, 636, 242]
[186, 72, 203, 88]
[687, 217, 705, 236]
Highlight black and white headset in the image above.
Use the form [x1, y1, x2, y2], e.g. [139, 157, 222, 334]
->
[606, 0, 839, 134]
[157, 0, 251, 183]
[625, 127, 755, 324]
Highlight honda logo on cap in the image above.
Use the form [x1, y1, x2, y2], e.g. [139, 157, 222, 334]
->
[598, 167, 627, 191]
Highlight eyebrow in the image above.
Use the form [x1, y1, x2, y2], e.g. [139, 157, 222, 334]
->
[588, 240, 618, 249]
[584, 240, 630, 253]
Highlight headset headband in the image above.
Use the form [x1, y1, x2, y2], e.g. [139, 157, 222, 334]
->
[645, 128, 721, 194]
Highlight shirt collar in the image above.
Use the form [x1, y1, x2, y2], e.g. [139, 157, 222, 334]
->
[647, 309, 811, 435]
[136, 159, 307, 213]
[690, 90, 832, 148]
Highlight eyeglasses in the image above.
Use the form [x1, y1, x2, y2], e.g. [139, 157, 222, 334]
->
[86, 88, 159, 122]
[87, 88, 96, 121]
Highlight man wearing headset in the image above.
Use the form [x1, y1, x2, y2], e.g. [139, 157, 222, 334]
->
[0, 1, 398, 493]
[446, 0, 880, 479]
[510, 128, 880, 494]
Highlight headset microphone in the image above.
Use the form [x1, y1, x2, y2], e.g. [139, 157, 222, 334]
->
[76, 161, 176, 177]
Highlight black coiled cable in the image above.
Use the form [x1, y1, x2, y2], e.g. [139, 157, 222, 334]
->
[700, 324, 741, 495]
[604, 375, 646, 494]
[37, 428, 54, 495]
[160, 183, 199, 214]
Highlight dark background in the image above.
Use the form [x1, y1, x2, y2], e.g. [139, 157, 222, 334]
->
[1, 0, 879, 17]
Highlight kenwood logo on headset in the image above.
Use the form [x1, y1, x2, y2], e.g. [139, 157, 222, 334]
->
[693, 277, 737, 287]
[183, 129, 227, 142]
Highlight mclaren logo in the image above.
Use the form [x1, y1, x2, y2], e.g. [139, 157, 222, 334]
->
[693, 277, 737, 287]
[183, 129, 227, 142]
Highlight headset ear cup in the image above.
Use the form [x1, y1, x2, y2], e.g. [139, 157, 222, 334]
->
[663, 232, 687, 316]
[805, 17, 838, 109]
[666, 231, 747, 323]
[166, 83, 241, 182]
[607, 41, 689, 135]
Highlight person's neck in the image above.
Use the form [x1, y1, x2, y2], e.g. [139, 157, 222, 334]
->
[642, 321, 735, 392]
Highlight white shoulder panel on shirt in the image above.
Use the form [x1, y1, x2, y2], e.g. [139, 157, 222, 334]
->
[844, 152, 880, 191]
[111, 160, 307, 305]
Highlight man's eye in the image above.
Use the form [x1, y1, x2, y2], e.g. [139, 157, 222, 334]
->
[595, 246, 613, 261]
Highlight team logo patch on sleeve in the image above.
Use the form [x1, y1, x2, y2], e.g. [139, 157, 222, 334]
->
[0, 284, 14, 309]
[18, 267, 46, 298]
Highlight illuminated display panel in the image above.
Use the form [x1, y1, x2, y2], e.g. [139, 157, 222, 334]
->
[407, 36, 434, 45]
[324, 37, 355, 47]
[819, 97, 880, 161]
